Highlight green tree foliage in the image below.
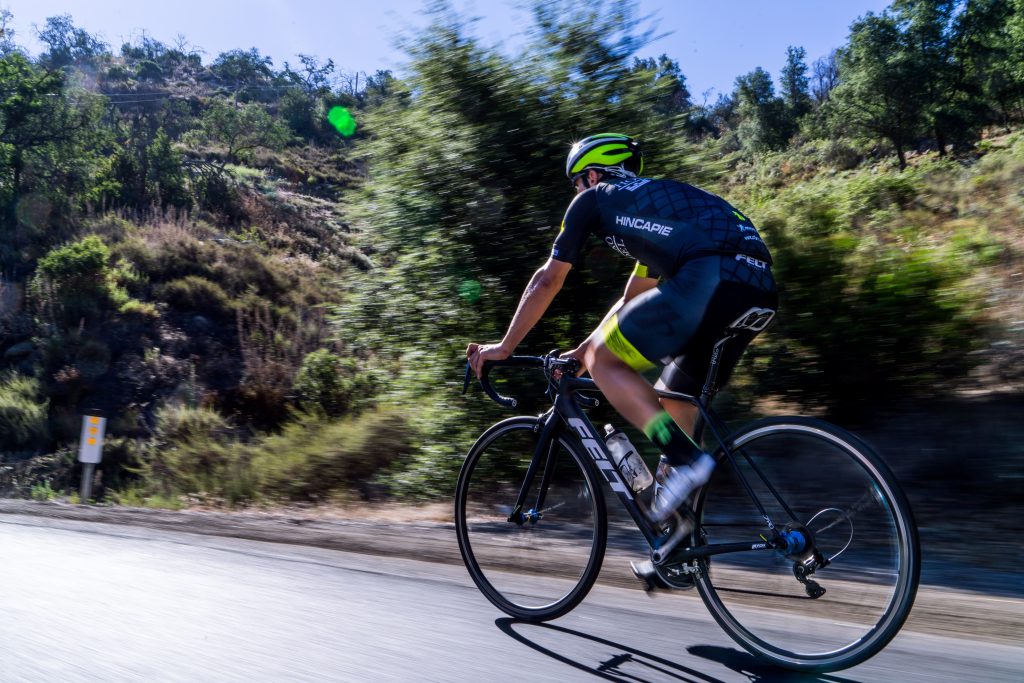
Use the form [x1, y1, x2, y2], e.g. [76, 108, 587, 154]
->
[36, 15, 107, 69]
[893, 0, 984, 153]
[282, 54, 336, 94]
[210, 47, 276, 103]
[955, 0, 1024, 132]
[780, 46, 812, 122]
[0, 52, 107, 270]
[734, 67, 791, 153]
[631, 55, 691, 118]
[190, 99, 290, 164]
[829, 11, 930, 169]
[334, 1, 719, 491]
[827, 1, 1024, 167]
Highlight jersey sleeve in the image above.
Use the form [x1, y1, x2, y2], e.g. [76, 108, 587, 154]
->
[632, 261, 652, 279]
[551, 189, 600, 265]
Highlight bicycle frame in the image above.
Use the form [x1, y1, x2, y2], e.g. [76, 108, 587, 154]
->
[550, 375, 788, 560]
[495, 368, 790, 565]
[497, 344, 806, 564]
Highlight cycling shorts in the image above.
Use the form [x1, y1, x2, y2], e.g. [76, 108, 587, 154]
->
[598, 254, 778, 395]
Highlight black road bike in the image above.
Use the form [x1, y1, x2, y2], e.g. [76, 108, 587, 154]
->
[455, 316, 920, 673]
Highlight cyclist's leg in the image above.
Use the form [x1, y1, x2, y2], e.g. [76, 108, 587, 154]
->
[660, 399, 698, 438]
[586, 257, 721, 467]
[589, 257, 778, 517]
[654, 252, 779, 410]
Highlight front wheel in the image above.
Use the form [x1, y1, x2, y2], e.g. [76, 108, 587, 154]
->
[455, 416, 607, 621]
[692, 417, 920, 672]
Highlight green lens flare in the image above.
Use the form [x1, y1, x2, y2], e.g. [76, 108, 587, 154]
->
[459, 279, 482, 303]
[327, 106, 357, 137]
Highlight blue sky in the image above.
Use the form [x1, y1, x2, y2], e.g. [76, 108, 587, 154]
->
[0, 1, 892, 97]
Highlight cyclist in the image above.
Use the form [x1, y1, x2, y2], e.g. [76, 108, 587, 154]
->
[467, 133, 777, 578]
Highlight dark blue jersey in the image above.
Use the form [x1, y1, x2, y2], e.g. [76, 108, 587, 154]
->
[551, 176, 772, 278]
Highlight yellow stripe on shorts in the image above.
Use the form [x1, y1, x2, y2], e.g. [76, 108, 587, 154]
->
[600, 314, 655, 371]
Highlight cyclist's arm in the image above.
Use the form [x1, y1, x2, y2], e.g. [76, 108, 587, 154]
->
[468, 258, 571, 376]
[500, 257, 571, 351]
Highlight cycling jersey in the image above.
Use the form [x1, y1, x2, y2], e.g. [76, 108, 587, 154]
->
[553, 175, 777, 393]
[551, 176, 772, 278]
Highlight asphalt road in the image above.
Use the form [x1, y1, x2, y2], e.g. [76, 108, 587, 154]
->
[1, 514, 1020, 682]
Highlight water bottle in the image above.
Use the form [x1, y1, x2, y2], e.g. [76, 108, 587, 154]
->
[604, 424, 654, 493]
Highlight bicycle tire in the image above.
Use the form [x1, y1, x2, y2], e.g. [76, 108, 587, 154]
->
[455, 416, 607, 621]
[691, 417, 920, 672]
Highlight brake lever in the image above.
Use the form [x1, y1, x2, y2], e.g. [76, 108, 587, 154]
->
[462, 361, 472, 395]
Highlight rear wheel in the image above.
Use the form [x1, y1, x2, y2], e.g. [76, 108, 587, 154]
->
[692, 417, 920, 672]
[454, 416, 606, 621]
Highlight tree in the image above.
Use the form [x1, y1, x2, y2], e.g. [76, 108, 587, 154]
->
[209, 48, 274, 102]
[780, 46, 812, 121]
[190, 99, 290, 164]
[0, 52, 106, 272]
[282, 54, 336, 95]
[630, 54, 691, 119]
[954, 0, 1022, 132]
[811, 50, 840, 104]
[891, 0, 972, 154]
[734, 67, 790, 152]
[829, 12, 930, 169]
[335, 0, 706, 485]
[361, 69, 399, 107]
[36, 15, 108, 69]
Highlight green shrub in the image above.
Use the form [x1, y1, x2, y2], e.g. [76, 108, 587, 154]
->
[30, 481, 57, 501]
[292, 349, 364, 416]
[128, 405, 411, 505]
[0, 372, 49, 452]
[32, 236, 111, 322]
[841, 171, 922, 226]
[753, 196, 986, 415]
[36, 235, 110, 283]
[250, 409, 413, 501]
[155, 275, 234, 316]
[137, 405, 240, 500]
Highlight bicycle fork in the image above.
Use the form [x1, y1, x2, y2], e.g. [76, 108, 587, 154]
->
[507, 411, 562, 526]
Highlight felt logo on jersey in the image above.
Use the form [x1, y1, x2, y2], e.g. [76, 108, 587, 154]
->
[736, 254, 768, 270]
[615, 215, 673, 236]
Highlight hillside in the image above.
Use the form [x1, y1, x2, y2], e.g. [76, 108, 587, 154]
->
[0, 2, 1021, 511]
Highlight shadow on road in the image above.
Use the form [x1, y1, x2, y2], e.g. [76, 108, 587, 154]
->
[496, 618, 861, 682]
[687, 645, 860, 683]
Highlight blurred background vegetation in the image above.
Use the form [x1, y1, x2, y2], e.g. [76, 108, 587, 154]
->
[0, 1, 1020, 523]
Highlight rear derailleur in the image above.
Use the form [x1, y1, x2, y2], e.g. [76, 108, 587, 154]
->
[778, 523, 830, 599]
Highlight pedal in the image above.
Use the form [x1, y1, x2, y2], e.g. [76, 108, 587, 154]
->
[630, 560, 671, 593]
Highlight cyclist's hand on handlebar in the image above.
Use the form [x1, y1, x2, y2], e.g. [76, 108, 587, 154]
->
[466, 342, 511, 378]
[555, 343, 589, 380]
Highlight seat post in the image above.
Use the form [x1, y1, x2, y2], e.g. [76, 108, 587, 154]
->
[691, 333, 734, 441]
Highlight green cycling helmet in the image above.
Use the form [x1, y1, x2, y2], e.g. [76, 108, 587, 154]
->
[565, 133, 643, 180]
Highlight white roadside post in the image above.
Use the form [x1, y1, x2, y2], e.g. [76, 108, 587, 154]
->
[78, 414, 106, 503]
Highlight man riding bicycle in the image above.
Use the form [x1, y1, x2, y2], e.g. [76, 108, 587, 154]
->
[466, 133, 777, 583]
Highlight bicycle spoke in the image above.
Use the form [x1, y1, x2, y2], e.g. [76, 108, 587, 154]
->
[455, 417, 606, 621]
[693, 419, 919, 672]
